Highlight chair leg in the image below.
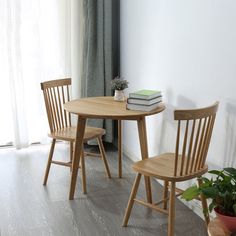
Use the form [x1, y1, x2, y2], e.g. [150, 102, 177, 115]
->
[80, 145, 87, 194]
[118, 120, 122, 178]
[122, 173, 142, 227]
[168, 182, 176, 236]
[70, 141, 74, 171]
[163, 181, 169, 210]
[43, 139, 56, 185]
[97, 137, 111, 178]
[198, 178, 210, 225]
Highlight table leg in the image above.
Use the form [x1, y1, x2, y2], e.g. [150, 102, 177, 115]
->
[118, 120, 122, 178]
[137, 117, 152, 203]
[69, 116, 87, 200]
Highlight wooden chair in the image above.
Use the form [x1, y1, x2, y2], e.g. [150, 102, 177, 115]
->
[41, 78, 111, 194]
[122, 102, 219, 236]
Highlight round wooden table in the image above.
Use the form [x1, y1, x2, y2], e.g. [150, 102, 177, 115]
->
[64, 96, 165, 200]
[208, 218, 231, 236]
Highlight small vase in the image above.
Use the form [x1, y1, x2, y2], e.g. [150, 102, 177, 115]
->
[114, 90, 125, 101]
[215, 208, 236, 231]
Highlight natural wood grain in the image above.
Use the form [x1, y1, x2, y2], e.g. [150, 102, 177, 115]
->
[168, 182, 176, 236]
[122, 173, 141, 227]
[174, 102, 219, 120]
[137, 117, 152, 203]
[180, 120, 189, 176]
[0, 144, 207, 236]
[40, 78, 71, 90]
[80, 145, 86, 194]
[97, 137, 111, 178]
[123, 102, 219, 236]
[70, 141, 73, 171]
[201, 115, 216, 167]
[69, 117, 86, 199]
[174, 120, 181, 176]
[118, 120, 122, 178]
[133, 198, 168, 214]
[194, 117, 207, 171]
[41, 79, 111, 198]
[163, 180, 169, 210]
[43, 139, 56, 185]
[48, 126, 105, 142]
[185, 119, 195, 174]
[64, 96, 165, 120]
[51, 160, 71, 167]
[133, 153, 208, 182]
[64, 96, 165, 200]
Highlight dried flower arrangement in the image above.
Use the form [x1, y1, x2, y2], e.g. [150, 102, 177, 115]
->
[111, 77, 129, 91]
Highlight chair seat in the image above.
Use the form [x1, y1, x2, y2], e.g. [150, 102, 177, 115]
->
[132, 153, 208, 182]
[48, 126, 105, 142]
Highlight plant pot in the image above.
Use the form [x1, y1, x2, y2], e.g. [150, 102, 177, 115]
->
[114, 90, 125, 102]
[215, 208, 236, 232]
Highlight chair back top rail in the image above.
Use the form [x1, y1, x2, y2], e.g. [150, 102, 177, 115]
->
[41, 78, 72, 132]
[173, 102, 219, 177]
[174, 102, 219, 120]
[40, 78, 71, 90]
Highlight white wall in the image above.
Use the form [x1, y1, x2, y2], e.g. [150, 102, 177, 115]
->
[120, 0, 236, 170]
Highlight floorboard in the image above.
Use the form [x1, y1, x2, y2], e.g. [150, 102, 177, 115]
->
[0, 143, 207, 236]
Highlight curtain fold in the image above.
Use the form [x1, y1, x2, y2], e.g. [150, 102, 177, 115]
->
[81, 0, 120, 143]
[0, 0, 71, 148]
[0, 0, 119, 147]
[71, 0, 84, 100]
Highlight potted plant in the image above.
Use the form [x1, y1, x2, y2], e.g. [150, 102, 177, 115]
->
[111, 76, 128, 101]
[182, 167, 236, 231]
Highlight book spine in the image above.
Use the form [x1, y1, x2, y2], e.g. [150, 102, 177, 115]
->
[127, 97, 162, 105]
[127, 95, 162, 102]
[127, 99, 162, 106]
[126, 102, 162, 112]
[129, 94, 161, 100]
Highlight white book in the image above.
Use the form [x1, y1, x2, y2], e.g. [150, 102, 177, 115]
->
[126, 101, 162, 112]
[127, 96, 162, 105]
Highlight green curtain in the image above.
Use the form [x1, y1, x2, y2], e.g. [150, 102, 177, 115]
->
[81, 0, 119, 143]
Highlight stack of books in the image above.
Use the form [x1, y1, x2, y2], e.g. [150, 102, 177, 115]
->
[126, 89, 162, 111]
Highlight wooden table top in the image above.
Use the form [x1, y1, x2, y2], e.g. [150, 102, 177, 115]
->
[64, 96, 165, 120]
[208, 218, 231, 236]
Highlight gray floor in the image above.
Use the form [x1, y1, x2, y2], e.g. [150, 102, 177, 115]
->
[0, 143, 207, 236]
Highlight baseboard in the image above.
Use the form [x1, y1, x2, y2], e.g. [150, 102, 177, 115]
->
[122, 144, 140, 162]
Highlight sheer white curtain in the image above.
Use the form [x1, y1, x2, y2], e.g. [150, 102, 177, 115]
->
[0, 0, 71, 148]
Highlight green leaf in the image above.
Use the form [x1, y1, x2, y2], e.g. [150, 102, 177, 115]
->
[201, 187, 218, 198]
[182, 185, 200, 201]
[208, 170, 225, 178]
[208, 170, 222, 175]
[224, 167, 236, 177]
[201, 177, 211, 184]
[222, 175, 231, 183]
[200, 181, 212, 188]
[209, 202, 216, 212]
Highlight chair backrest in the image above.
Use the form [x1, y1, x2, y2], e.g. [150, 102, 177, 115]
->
[173, 102, 219, 177]
[41, 78, 72, 132]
